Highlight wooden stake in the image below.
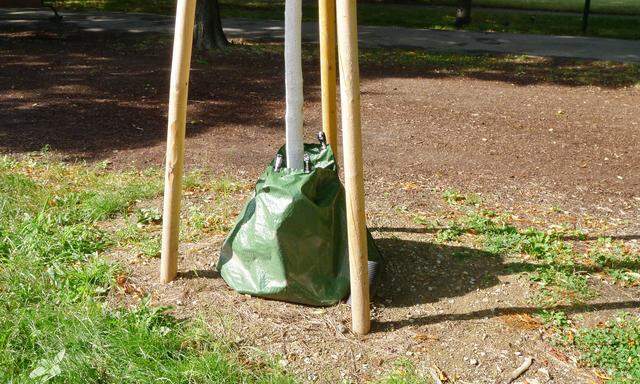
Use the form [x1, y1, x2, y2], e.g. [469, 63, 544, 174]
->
[336, 0, 370, 335]
[160, 0, 197, 283]
[319, 0, 338, 157]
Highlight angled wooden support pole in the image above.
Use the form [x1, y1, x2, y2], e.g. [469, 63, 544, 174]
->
[319, 0, 338, 157]
[336, 0, 370, 334]
[160, 0, 197, 283]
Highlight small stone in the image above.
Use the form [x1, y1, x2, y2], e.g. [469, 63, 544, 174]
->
[307, 373, 318, 381]
[303, 357, 311, 364]
[469, 358, 479, 366]
[515, 351, 523, 357]
[537, 367, 552, 381]
[336, 323, 348, 334]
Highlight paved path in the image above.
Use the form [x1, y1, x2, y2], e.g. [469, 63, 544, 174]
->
[2, 8, 639, 63]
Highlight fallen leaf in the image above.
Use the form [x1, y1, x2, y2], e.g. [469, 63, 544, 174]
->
[414, 332, 440, 342]
[499, 313, 541, 330]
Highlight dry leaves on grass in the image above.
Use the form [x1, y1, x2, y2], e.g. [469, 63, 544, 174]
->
[116, 274, 144, 297]
[499, 313, 541, 330]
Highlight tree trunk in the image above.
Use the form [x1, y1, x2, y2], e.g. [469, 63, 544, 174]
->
[194, 0, 229, 50]
[455, 0, 472, 28]
[582, 0, 591, 33]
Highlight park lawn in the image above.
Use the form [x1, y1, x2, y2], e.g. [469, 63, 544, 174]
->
[4, 155, 638, 383]
[61, 0, 640, 40]
[208, 42, 640, 88]
[0, 155, 297, 383]
[415, 0, 640, 15]
[0, 154, 431, 383]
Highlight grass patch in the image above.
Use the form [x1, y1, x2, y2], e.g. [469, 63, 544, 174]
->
[411, 190, 640, 380]
[587, 237, 640, 286]
[534, 308, 640, 382]
[414, 192, 639, 306]
[61, 0, 640, 40]
[447, 210, 596, 305]
[574, 313, 640, 383]
[215, 0, 640, 40]
[358, 49, 640, 88]
[211, 42, 640, 89]
[112, 169, 248, 258]
[376, 360, 433, 384]
[416, 0, 640, 15]
[537, 309, 570, 328]
[0, 155, 293, 383]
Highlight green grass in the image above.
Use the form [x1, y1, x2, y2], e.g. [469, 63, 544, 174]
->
[361, 48, 640, 88]
[450, 210, 595, 305]
[0, 155, 434, 383]
[59, 0, 640, 16]
[412, 192, 640, 306]
[574, 313, 640, 383]
[60, 0, 640, 40]
[374, 360, 433, 384]
[415, 0, 640, 15]
[202, 41, 639, 88]
[221, 0, 640, 40]
[535, 309, 640, 382]
[0, 155, 295, 383]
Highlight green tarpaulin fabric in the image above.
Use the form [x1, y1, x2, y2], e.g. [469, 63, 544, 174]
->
[217, 143, 380, 306]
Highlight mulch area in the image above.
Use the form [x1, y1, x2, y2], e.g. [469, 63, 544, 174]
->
[2, 22, 640, 383]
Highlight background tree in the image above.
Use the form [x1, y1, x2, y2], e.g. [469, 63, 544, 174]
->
[194, 0, 228, 50]
[455, 0, 472, 28]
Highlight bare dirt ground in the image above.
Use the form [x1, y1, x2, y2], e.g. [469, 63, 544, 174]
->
[2, 22, 640, 383]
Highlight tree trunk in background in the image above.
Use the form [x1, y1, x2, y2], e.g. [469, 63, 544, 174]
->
[582, 0, 592, 33]
[194, 0, 229, 50]
[455, 0, 472, 28]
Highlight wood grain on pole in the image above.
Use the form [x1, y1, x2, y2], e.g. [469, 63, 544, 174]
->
[319, 0, 338, 157]
[336, 0, 370, 334]
[160, 0, 197, 283]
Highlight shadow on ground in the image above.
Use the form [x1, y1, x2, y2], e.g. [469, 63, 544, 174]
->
[371, 234, 640, 331]
[1, 22, 638, 161]
[0, 23, 298, 160]
[374, 237, 502, 308]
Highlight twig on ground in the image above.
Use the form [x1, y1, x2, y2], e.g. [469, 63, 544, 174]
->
[506, 357, 533, 384]
[429, 365, 448, 383]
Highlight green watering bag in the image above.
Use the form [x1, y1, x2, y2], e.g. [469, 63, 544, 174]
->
[217, 143, 380, 306]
